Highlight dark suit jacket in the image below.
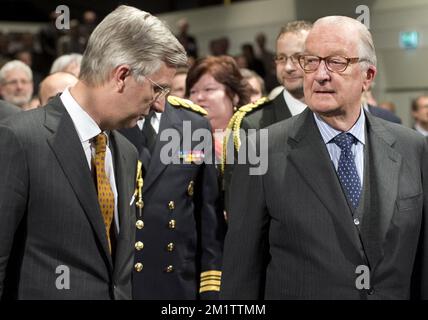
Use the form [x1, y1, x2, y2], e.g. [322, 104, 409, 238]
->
[120, 102, 226, 300]
[242, 90, 292, 130]
[368, 104, 402, 124]
[221, 108, 428, 299]
[0, 100, 20, 121]
[0, 97, 138, 299]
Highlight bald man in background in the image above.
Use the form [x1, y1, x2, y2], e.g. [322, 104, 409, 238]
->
[38, 72, 78, 106]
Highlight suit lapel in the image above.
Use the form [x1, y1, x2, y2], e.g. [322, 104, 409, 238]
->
[139, 147, 151, 174]
[44, 100, 113, 268]
[119, 126, 150, 172]
[286, 109, 362, 252]
[110, 131, 134, 275]
[143, 104, 182, 192]
[119, 126, 144, 154]
[359, 112, 401, 269]
[272, 90, 292, 122]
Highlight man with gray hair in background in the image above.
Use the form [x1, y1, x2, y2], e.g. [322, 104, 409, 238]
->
[0, 5, 187, 300]
[50, 53, 83, 77]
[221, 16, 428, 300]
[0, 60, 34, 110]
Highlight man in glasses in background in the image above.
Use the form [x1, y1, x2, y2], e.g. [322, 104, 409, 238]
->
[237, 21, 312, 130]
[120, 77, 225, 300]
[221, 16, 428, 299]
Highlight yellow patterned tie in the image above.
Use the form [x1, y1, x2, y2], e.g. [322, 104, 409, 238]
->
[94, 133, 114, 254]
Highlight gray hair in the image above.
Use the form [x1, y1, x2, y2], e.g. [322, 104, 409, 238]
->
[0, 60, 33, 84]
[50, 53, 83, 74]
[79, 5, 188, 86]
[312, 16, 377, 70]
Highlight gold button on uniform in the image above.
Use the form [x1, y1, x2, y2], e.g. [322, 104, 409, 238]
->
[136, 199, 144, 209]
[168, 201, 175, 210]
[135, 241, 144, 251]
[187, 180, 194, 196]
[134, 263, 143, 272]
[168, 219, 176, 229]
[165, 265, 174, 273]
[166, 242, 175, 252]
[136, 220, 144, 229]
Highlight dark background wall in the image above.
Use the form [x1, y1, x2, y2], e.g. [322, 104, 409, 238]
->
[0, 0, 250, 22]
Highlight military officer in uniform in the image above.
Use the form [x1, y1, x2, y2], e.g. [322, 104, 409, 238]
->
[120, 95, 226, 300]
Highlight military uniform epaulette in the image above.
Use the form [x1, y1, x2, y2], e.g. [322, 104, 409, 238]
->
[221, 97, 269, 174]
[167, 95, 207, 116]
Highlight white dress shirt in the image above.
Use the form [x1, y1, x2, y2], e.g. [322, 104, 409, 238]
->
[314, 107, 366, 185]
[282, 89, 307, 116]
[60, 88, 119, 233]
[137, 112, 162, 134]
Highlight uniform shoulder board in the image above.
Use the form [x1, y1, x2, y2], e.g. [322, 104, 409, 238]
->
[237, 96, 269, 114]
[221, 97, 269, 175]
[225, 97, 269, 151]
[167, 95, 207, 116]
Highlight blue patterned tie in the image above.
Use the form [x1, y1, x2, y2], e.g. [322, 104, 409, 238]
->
[333, 133, 361, 210]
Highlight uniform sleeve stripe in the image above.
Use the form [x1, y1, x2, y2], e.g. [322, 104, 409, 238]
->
[199, 285, 220, 293]
[200, 276, 221, 281]
[200, 280, 221, 287]
[200, 270, 222, 278]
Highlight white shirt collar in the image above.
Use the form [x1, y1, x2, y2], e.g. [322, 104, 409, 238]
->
[314, 106, 366, 146]
[137, 111, 162, 133]
[60, 88, 101, 143]
[415, 123, 428, 136]
[282, 89, 307, 116]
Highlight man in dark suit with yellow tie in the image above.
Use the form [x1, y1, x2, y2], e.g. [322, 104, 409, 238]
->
[0, 5, 187, 299]
[221, 16, 428, 299]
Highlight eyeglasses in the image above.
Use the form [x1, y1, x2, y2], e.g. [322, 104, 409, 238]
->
[274, 53, 300, 65]
[298, 55, 369, 73]
[143, 75, 171, 101]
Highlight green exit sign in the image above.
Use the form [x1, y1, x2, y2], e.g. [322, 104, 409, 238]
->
[399, 31, 419, 49]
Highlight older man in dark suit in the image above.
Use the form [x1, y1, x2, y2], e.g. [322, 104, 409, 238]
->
[221, 16, 428, 299]
[0, 5, 187, 300]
